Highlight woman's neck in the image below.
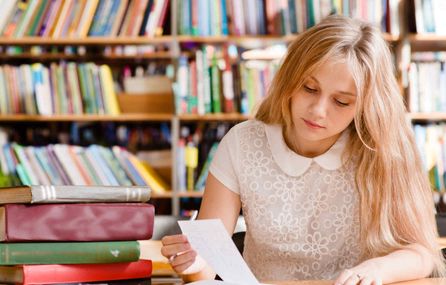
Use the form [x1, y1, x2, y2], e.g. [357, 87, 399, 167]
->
[283, 127, 341, 158]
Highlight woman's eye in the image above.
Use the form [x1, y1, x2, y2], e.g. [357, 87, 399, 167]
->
[304, 86, 317, 93]
[335, 99, 349, 107]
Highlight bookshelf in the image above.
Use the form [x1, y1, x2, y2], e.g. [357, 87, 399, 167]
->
[0, 0, 405, 217]
[404, 0, 446, 216]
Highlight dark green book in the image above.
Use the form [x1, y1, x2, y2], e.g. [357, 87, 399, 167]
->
[210, 55, 221, 113]
[0, 241, 139, 265]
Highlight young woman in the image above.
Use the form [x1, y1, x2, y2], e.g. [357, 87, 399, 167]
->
[161, 15, 445, 284]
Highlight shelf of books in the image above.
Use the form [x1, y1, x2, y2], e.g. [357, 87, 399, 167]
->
[405, 0, 446, 217]
[0, 37, 175, 46]
[0, 0, 171, 39]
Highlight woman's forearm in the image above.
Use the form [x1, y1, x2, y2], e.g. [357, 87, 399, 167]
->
[373, 244, 434, 284]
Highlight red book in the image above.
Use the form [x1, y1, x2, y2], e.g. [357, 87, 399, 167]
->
[0, 203, 154, 241]
[0, 260, 152, 285]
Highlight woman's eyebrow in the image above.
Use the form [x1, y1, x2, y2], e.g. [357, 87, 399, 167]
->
[309, 76, 356, 97]
[338, 91, 356, 97]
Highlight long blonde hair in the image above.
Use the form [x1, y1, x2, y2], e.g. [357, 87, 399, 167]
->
[256, 15, 445, 275]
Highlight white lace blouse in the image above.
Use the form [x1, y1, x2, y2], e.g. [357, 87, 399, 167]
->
[209, 120, 361, 281]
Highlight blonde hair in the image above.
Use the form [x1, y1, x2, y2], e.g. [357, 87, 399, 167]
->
[256, 15, 445, 276]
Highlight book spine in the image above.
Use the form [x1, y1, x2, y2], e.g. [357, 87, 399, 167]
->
[202, 46, 212, 113]
[99, 65, 120, 115]
[30, 185, 151, 203]
[0, 241, 140, 265]
[87, 145, 120, 185]
[33, 147, 64, 185]
[4, 203, 154, 241]
[98, 146, 133, 186]
[112, 147, 147, 187]
[21, 260, 152, 284]
[0, 0, 18, 36]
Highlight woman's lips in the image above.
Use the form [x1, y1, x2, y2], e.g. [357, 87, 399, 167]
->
[302, 119, 324, 129]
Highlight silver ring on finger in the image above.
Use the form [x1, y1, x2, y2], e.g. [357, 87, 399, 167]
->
[168, 253, 178, 263]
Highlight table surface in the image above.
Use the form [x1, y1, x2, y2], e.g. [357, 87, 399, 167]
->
[150, 278, 446, 285]
[275, 279, 446, 285]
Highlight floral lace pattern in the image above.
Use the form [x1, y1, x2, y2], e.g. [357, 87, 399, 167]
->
[234, 121, 361, 281]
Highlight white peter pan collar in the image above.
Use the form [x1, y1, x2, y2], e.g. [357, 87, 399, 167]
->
[264, 123, 348, 177]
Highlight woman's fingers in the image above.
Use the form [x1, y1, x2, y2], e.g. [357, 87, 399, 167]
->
[160, 235, 190, 257]
[170, 249, 197, 266]
[173, 259, 196, 273]
[160, 242, 192, 258]
[160, 234, 205, 274]
[170, 249, 198, 272]
[161, 234, 188, 245]
[344, 274, 361, 285]
[359, 277, 373, 285]
[334, 269, 353, 285]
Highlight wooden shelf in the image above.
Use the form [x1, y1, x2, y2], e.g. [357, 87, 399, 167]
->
[409, 34, 446, 51]
[382, 33, 400, 42]
[0, 33, 398, 49]
[0, 114, 173, 122]
[0, 37, 174, 46]
[408, 112, 446, 121]
[178, 113, 251, 121]
[151, 191, 204, 199]
[104, 53, 173, 59]
[177, 35, 297, 45]
[177, 33, 399, 45]
[0, 113, 252, 122]
[0, 52, 173, 60]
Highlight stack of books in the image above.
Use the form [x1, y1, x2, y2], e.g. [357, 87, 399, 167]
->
[0, 185, 155, 284]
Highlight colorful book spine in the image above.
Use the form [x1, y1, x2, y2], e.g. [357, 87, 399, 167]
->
[0, 260, 152, 285]
[0, 241, 140, 265]
[210, 55, 221, 113]
[1, 203, 154, 241]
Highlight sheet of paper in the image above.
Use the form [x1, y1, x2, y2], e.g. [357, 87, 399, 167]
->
[179, 219, 259, 285]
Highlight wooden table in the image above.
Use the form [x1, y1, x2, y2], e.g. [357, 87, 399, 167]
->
[150, 278, 446, 285]
[274, 279, 446, 285]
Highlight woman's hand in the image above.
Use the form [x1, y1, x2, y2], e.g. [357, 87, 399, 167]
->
[161, 234, 204, 274]
[334, 259, 383, 285]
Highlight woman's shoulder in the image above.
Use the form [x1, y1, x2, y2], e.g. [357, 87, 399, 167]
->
[230, 119, 266, 133]
[223, 120, 269, 142]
